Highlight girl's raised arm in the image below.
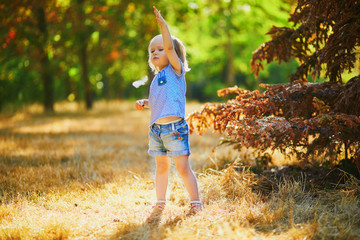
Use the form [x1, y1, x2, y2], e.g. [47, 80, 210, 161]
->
[153, 6, 182, 75]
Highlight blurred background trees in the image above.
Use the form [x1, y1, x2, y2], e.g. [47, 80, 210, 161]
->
[1, 0, 295, 112]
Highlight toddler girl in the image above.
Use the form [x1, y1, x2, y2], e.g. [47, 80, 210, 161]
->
[135, 6, 202, 214]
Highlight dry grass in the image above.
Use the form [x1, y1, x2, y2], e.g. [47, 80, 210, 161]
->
[0, 100, 359, 239]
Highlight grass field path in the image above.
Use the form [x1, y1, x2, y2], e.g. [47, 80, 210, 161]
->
[0, 101, 359, 239]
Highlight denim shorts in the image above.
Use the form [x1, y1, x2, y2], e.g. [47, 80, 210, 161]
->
[148, 119, 191, 157]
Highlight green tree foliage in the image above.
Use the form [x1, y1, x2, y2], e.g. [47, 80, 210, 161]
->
[1, 0, 60, 111]
[162, 0, 294, 100]
[0, 0, 292, 110]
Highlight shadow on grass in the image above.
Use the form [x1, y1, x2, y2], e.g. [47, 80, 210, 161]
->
[111, 208, 186, 240]
[0, 107, 150, 201]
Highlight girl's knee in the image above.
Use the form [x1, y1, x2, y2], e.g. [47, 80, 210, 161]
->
[176, 164, 191, 177]
[156, 162, 170, 174]
[173, 155, 191, 176]
[155, 156, 171, 174]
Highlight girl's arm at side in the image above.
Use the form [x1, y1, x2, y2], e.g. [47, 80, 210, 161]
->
[153, 6, 182, 75]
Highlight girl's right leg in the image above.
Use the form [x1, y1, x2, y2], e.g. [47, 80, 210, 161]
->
[155, 156, 171, 201]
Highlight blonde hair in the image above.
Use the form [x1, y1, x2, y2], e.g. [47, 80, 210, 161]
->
[148, 35, 190, 74]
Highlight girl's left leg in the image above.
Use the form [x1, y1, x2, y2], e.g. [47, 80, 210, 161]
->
[155, 156, 171, 201]
[173, 155, 200, 201]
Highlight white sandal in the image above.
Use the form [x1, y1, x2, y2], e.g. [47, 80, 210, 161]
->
[190, 200, 203, 214]
[152, 200, 166, 211]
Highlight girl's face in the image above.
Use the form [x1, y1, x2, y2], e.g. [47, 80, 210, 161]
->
[149, 36, 169, 71]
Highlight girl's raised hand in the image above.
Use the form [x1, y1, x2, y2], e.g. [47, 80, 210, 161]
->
[153, 6, 166, 26]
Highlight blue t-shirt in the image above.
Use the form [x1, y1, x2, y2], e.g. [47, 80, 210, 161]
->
[148, 62, 186, 126]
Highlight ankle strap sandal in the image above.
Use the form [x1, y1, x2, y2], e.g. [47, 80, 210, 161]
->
[190, 200, 203, 214]
[152, 200, 166, 210]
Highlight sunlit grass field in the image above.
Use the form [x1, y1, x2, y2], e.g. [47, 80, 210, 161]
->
[0, 101, 359, 239]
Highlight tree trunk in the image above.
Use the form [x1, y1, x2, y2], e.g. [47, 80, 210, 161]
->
[102, 74, 109, 100]
[225, 30, 235, 86]
[64, 73, 72, 99]
[79, 42, 93, 109]
[225, 0, 235, 87]
[358, 47, 360, 75]
[76, 0, 93, 110]
[36, 7, 54, 112]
